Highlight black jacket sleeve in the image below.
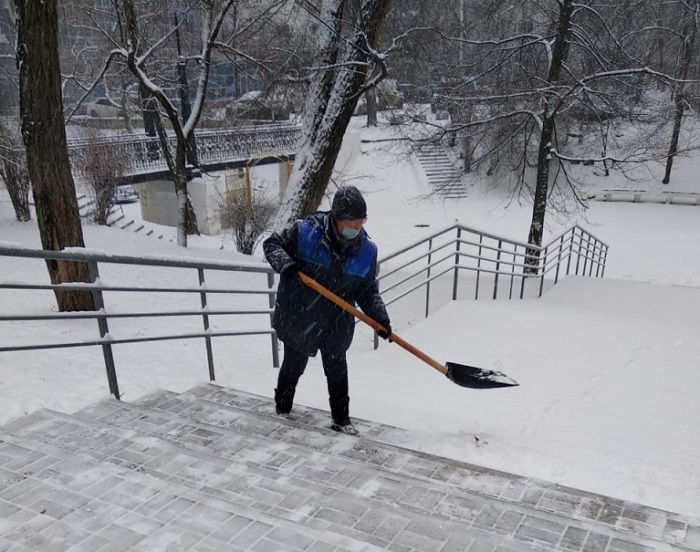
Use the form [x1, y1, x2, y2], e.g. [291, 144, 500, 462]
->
[263, 224, 298, 274]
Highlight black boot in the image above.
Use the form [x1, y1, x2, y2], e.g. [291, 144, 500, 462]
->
[274, 387, 295, 416]
[331, 419, 358, 436]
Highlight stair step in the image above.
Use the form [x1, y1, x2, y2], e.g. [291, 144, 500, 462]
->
[0, 410, 378, 552]
[107, 213, 125, 227]
[4, 392, 519, 552]
[1, 384, 694, 552]
[416, 147, 467, 199]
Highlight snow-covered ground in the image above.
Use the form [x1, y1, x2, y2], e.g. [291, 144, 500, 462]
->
[1, 116, 700, 519]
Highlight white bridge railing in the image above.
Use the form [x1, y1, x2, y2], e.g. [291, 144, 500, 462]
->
[67, 123, 301, 179]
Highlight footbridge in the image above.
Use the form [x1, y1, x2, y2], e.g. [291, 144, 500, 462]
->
[67, 122, 302, 234]
[67, 122, 301, 184]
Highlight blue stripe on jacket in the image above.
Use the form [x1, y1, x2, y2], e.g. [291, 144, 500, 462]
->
[296, 219, 376, 277]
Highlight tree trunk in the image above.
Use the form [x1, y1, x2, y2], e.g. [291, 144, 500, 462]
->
[140, 84, 160, 160]
[175, 12, 199, 169]
[150, 109, 198, 244]
[663, 99, 687, 185]
[273, 0, 392, 231]
[525, 0, 574, 273]
[123, 0, 201, 246]
[663, 13, 696, 185]
[16, 0, 95, 311]
[3, 160, 31, 221]
[366, 87, 377, 127]
[0, 124, 31, 221]
[526, 112, 556, 273]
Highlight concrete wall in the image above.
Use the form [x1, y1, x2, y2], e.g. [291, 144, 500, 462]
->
[191, 176, 228, 235]
[134, 180, 179, 228]
[135, 176, 228, 236]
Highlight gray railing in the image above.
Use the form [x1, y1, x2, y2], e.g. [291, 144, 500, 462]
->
[0, 243, 279, 400]
[376, 223, 607, 343]
[1, 223, 607, 397]
[67, 123, 301, 179]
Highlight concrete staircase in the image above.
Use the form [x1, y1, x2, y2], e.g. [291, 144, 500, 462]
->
[415, 147, 467, 199]
[1, 383, 699, 552]
[77, 192, 168, 240]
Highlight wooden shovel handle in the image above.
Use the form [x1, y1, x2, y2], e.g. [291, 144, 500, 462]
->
[298, 272, 448, 377]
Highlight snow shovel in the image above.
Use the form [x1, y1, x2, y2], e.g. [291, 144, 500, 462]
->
[299, 272, 519, 389]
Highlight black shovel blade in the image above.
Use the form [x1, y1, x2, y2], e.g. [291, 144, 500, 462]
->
[446, 362, 519, 389]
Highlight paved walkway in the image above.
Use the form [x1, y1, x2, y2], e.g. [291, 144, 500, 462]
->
[1, 383, 699, 552]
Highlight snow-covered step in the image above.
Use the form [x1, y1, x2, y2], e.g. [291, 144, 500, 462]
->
[2, 382, 693, 552]
[416, 147, 467, 198]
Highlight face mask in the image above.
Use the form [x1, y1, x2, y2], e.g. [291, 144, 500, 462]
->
[340, 226, 361, 240]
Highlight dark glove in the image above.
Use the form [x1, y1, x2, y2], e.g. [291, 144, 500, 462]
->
[282, 262, 300, 280]
[377, 322, 392, 341]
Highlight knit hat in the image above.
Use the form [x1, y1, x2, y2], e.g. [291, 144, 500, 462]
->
[331, 186, 367, 221]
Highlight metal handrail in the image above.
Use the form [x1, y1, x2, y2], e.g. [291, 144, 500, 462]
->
[376, 222, 608, 346]
[1, 222, 608, 395]
[0, 243, 279, 400]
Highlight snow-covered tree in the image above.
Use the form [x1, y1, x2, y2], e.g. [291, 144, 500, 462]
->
[114, 0, 237, 246]
[273, 0, 392, 231]
[661, 0, 699, 184]
[15, 0, 95, 311]
[0, 120, 30, 221]
[389, 1, 691, 262]
[63, 0, 297, 247]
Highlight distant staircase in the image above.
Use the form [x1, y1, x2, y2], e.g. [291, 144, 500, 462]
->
[1, 382, 696, 552]
[416, 146, 467, 198]
[77, 192, 167, 240]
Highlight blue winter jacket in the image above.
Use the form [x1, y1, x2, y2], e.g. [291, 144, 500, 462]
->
[263, 211, 390, 357]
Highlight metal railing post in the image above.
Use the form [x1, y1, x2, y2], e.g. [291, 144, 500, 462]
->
[452, 228, 462, 300]
[198, 268, 216, 381]
[586, 234, 594, 276]
[493, 240, 502, 300]
[476, 235, 483, 299]
[539, 245, 547, 297]
[554, 235, 564, 285]
[575, 228, 583, 275]
[509, 245, 516, 299]
[566, 228, 574, 276]
[600, 245, 608, 278]
[425, 238, 433, 318]
[267, 272, 280, 366]
[86, 260, 120, 400]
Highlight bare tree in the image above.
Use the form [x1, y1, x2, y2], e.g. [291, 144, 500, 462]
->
[396, 1, 686, 259]
[15, 0, 95, 311]
[273, 0, 393, 231]
[115, 0, 235, 246]
[525, 0, 576, 266]
[0, 120, 30, 221]
[65, 0, 293, 247]
[662, 1, 699, 184]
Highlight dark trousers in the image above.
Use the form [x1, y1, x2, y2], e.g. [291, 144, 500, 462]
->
[275, 343, 350, 424]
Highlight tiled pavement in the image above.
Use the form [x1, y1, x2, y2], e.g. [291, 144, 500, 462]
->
[1, 383, 699, 552]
